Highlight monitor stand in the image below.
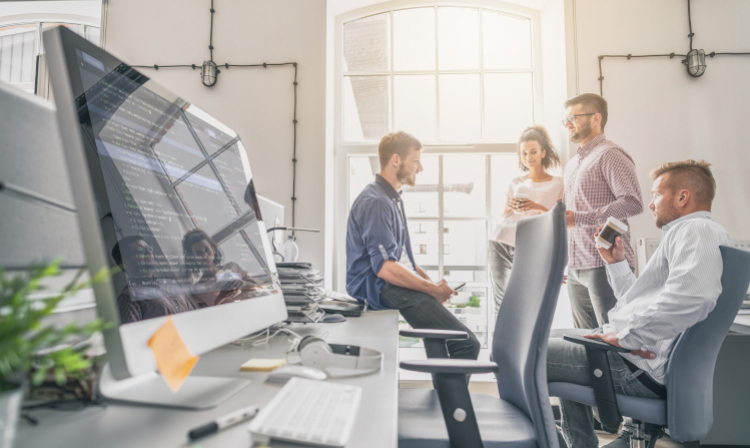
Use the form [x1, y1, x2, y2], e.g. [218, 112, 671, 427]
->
[97, 363, 250, 410]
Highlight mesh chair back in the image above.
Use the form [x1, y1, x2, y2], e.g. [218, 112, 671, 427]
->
[492, 201, 567, 448]
[666, 246, 750, 441]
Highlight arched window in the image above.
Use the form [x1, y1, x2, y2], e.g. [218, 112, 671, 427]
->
[335, 2, 543, 350]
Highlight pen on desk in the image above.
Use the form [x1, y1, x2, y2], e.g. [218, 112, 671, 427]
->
[188, 404, 260, 441]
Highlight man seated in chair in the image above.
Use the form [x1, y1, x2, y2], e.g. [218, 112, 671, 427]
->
[549, 159, 733, 448]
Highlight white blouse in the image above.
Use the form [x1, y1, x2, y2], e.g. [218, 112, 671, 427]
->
[491, 175, 564, 247]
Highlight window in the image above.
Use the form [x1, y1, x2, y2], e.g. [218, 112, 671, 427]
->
[0, 21, 100, 93]
[342, 6, 534, 143]
[336, 2, 541, 351]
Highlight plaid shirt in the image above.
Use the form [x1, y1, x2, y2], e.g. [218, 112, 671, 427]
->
[563, 134, 643, 269]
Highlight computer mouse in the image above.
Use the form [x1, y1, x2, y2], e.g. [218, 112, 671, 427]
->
[321, 314, 346, 323]
[266, 365, 328, 384]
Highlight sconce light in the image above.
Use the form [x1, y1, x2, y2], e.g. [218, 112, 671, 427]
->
[685, 49, 706, 77]
[201, 60, 218, 87]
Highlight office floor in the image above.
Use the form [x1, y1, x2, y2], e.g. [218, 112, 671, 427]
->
[400, 381, 683, 447]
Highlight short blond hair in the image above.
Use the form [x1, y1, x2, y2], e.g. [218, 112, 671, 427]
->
[649, 159, 716, 205]
[378, 131, 421, 169]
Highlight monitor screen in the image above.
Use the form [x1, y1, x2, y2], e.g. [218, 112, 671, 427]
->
[72, 48, 279, 324]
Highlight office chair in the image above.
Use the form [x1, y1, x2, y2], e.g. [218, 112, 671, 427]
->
[549, 246, 750, 448]
[397, 201, 567, 448]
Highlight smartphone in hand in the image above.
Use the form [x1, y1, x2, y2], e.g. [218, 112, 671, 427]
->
[453, 282, 466, 291]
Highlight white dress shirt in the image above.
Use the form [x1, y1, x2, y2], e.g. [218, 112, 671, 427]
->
[602, 211, 733, 385]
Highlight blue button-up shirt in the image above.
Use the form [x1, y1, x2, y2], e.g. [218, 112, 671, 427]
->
[346, 175, 417, 310]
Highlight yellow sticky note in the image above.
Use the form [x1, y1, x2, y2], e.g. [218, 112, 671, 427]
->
[240, 358, 287, 371]
[148, 316, 199, 392]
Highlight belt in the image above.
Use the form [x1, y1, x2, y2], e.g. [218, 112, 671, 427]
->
[622, 358, 667, 399]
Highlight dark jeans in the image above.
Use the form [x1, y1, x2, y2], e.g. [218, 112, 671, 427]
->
[380, 283, 481, 361]
[567, 266, 619, 329]
[548, 329, 661, 448]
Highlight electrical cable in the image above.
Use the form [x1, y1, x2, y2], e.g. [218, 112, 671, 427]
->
[597, 0, 749, 95]
[130, 0, 301, 236]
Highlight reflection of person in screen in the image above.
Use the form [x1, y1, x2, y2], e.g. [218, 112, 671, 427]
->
[112, 235, 196, 324]
[181, 230, 260, 307]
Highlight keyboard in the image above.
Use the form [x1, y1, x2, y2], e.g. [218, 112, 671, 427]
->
[248, 377, 362, 447]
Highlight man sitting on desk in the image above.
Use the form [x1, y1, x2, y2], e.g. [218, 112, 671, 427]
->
[346, 131, 480, 361]
[549, 159, 733, 448]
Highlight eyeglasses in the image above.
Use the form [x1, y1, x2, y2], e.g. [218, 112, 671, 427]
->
[562, 113, 596, 126]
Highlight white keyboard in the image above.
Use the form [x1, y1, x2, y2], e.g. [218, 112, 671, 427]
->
[248, 377, 362, 447]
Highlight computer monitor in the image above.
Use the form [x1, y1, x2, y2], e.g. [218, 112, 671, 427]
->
[43, 26, 287, 409]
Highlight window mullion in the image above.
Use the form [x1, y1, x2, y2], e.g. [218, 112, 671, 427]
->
[389, 9, 394, 133]
[434, 5, 440, 142]
[438, 154, 444, 279]
[479, 8, 485, 142]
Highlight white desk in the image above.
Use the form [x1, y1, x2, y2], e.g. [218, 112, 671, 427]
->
[16, 310, 400, 448]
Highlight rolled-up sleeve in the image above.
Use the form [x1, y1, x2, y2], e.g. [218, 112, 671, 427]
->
[359, 199, 400, 275]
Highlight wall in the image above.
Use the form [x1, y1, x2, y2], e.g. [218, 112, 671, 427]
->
[102, 0, 328, 269]
[565, 0, 750, 260]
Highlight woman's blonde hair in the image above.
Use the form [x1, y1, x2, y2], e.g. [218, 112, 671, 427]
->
[517, 125, 561, 172]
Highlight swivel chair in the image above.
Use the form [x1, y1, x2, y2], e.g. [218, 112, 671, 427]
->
[397, 201, 567, 448]
[549, 246, 750, 448]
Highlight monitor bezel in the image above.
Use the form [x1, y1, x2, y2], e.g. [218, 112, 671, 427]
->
[43, 26, 288, 380]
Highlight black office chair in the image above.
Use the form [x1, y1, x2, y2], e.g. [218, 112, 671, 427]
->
[550, 246, 750, 448]
[397, 201, 567, 448]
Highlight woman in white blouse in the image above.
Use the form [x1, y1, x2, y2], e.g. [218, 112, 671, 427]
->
[489, 125, 563, 316]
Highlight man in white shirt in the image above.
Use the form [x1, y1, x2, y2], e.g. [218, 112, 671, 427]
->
[549, 159, 733, 448]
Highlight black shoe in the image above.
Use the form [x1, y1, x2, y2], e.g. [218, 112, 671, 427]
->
[602, 432, 631, 448]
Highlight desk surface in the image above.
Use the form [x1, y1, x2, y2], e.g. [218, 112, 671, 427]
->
[731, 313, 750, 335]
[17, 310, 400, 448]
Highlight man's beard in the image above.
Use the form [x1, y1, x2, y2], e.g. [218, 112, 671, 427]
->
[396, 163, 416, 187]
[654, 203, 680, 228]
[570, 120, 593, 143]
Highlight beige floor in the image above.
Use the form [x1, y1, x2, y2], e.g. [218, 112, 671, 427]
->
[401, 381, 683, 447]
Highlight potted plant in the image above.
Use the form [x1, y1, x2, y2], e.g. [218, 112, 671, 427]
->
[0, 260, 109, 448]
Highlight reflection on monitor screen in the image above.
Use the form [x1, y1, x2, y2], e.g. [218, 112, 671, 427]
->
[74, 49, 279, 324]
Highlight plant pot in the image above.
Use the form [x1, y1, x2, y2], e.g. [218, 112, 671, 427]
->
[0, 380, 24, 448]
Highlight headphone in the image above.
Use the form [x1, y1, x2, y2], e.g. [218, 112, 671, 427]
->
[293, 335, 382, 373]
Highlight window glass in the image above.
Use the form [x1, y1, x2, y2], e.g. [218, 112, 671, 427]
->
[438, 7, 479, 70]
[483, 11, 531, 69]
[402, 154, 439, 218]
[438, 74, 481, 142]
[443, 154, 486, 218]
[0, 24, 36, 84]
[393, 74, 436, 142]
[483, 72, 534, 142]
[343, 13, 389, 72]
[393, 8, 435, 71]
[409, 220, 439, 266]
[344, 76, 390, 141]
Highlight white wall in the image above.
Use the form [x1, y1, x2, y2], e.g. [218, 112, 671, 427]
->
[565, 0, 750, 262]
[102, 0, 327, 269]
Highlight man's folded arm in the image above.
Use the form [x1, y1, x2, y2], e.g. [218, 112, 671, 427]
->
[378, 261, 435, 295]
[616, 226, 724, 350]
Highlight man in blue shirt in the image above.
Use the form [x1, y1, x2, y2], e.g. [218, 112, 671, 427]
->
[346, 131, 480, 360]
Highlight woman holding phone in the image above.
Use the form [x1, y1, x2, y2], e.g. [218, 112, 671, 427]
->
[489, 125, 563, 316]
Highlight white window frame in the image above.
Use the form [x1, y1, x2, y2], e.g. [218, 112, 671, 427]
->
[334, 0, 543, 292]
[0, 14, 101, 93]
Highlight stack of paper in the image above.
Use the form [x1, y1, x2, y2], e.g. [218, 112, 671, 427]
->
[277, 262, 326, 323]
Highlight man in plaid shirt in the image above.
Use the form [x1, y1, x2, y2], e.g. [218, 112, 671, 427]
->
[562, 94, 643, 329]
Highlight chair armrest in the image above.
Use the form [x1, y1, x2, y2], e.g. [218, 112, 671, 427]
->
[400, 329, 469, 340]
[400, 329, 469, 358]
[400, 359, 498, 375]
[564, 334, 629, 353]
[562, 334, 625, 433]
